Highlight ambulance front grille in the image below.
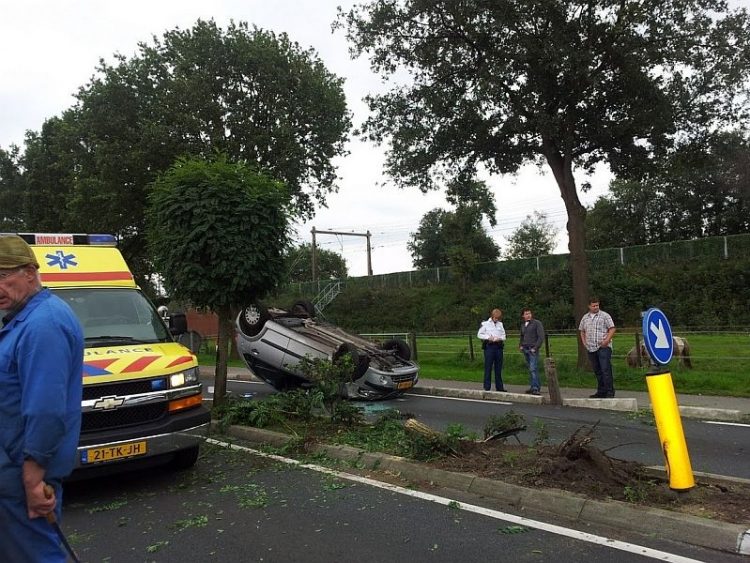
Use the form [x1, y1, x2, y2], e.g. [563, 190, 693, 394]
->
[82, 378, 166, 401]
[81, 403, 168, 432]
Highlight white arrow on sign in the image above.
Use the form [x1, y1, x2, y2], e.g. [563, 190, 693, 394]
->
[649, 319, 670, 348]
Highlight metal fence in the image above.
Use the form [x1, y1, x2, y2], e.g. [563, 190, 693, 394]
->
[289, 233, 750, 295]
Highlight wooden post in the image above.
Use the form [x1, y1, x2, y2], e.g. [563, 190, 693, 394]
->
[409, 332, 418, 361]
[635, 332, 642, 367]
[544, 333, 550, 358]
[468, 335, 474, 361]
[545, 357, 563, 405]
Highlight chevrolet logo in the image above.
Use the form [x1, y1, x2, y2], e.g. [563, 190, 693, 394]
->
[92, 396, 125, 410]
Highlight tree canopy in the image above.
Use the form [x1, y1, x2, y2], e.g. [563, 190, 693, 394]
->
[505, 212, 558, 260]
[587, 132, 750, 249]
[286, 243, 348, 282]
[338, 0, 750, 363]
[408, 177, 499, 270]
[147, 155, 293, 404]
[3, 19, 350, 287]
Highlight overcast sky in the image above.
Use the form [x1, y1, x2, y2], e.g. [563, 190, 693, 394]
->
[1, 0, 634, 275]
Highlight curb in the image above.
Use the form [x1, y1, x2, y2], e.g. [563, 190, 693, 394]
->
[215, 423, 750, 556]
[205, 367, 746, 422]
[411, 385, 744, 421]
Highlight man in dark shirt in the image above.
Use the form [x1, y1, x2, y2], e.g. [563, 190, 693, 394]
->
[519, 308, 545, 395]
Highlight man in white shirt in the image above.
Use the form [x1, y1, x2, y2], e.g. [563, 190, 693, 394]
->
[477, 308, 507, 391]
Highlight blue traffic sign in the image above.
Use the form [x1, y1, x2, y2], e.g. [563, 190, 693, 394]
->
[642, 308, 674, 365]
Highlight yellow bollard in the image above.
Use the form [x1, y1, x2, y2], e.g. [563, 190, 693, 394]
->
[646, 370, 695, 491]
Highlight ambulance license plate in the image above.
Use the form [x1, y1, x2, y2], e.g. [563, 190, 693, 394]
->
[397, 380, 413, 390]
[81, 441, 148, 464]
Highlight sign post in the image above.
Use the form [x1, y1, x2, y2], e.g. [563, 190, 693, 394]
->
[642, 308, 694, 491]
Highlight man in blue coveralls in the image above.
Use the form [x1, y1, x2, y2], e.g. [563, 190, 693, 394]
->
[0, 235, 83, 562]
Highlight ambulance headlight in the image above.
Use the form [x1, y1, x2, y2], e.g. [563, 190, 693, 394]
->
[170, 367, 199, 388]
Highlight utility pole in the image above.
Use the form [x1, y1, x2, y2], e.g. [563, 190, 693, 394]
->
[310, 228, 374, 280]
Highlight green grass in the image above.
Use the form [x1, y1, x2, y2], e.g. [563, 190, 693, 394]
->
[198, 331, 750, 397]
[413, 332, 750, 397]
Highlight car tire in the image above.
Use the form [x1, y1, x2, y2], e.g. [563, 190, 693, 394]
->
[290, 299, 316, 318]
[170, 445, 200, 470]
[333, 342, 369, 380]
[381, 338, 411, 361]
[238, 302, 270, 337]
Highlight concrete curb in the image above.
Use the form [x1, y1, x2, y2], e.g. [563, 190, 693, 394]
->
[411, 384, 744, 421]
[216, 423, 750, 556]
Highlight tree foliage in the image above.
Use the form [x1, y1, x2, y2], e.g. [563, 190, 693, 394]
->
[4, 19, 350, 286]
[408, 178, 499, 272]
[338, 0, 750, 364]
[587, 132, 750, 249]
[505, 212, 558, 260]
[286, 242, 348, 282]
[147, 155, 293, 404]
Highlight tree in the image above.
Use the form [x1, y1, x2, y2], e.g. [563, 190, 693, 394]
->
[338, 0, 750, 365]
[286, 243, 348, 282]
[505, 212, 558, 260]
[408, 178, 499, 271]
[146, 155, 293, 406]
[587, 132, 750, 249]
[0, 145, 24, 230]
[10, 19, 350, 285]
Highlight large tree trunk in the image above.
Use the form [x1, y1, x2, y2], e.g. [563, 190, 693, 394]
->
[212, 305, 231, 407]
[543, 141, 590, 368]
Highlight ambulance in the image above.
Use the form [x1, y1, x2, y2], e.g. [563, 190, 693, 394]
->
[18, 233, 210, 476]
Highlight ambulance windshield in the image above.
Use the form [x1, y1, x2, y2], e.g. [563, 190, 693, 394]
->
[51, 288, 170, 345]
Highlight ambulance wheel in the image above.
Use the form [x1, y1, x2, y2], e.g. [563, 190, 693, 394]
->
[170, 445, 200, 470]
[239, 302, 270, 336]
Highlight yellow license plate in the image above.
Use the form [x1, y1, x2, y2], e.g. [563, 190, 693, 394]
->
[82, 441, 148, 464]
[397, 380, 414, 390]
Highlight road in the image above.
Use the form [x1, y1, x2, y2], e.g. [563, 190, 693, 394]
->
[61, 438, 741, 562]
[213, 377, 750, 480]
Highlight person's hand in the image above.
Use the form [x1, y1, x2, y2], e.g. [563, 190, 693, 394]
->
[530, 348, 536, 354]
[25, 480, 55, 518]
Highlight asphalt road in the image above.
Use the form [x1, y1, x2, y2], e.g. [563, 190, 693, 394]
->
[216, 378, 750, 480]
[60, 440, 738, 562]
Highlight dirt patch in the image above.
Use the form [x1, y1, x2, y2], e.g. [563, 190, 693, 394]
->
[424, 427, 750, 525]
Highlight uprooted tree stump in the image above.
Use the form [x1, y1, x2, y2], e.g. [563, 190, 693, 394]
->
[555, 424, 636, 486]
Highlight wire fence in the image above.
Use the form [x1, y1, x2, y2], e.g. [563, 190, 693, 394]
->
[289, 233, 750, 295]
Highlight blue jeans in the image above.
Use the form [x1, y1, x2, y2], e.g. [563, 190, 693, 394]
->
[588, 346, 614, 396]
[522, 347, 540, 391]
[483, 343, 504, 390]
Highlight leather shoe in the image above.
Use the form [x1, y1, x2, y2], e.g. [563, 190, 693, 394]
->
[531, 390, 541, 396]
[496, 388, 507, 392]
[589, 393, 605, 398]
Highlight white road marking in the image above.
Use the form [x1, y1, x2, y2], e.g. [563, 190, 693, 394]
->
[405, 393, 513, 406]
[703, 420, 750, 428]
[207, 438, 706, 563]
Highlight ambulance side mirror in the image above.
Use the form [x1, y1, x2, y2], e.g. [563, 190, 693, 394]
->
[169, 312, 188, 335]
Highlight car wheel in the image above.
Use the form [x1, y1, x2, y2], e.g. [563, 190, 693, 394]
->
[333, 343, 369, 380]
[238, 302, 270, 336]
[381, 338, 411, 361]
[290, 299, 316, 318]
[170, 445, 200, 470]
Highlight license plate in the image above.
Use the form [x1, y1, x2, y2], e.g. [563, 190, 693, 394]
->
[81, 441, 148, 464]
[397, 380, 413, 390]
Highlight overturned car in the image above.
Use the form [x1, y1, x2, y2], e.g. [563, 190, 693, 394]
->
[234, 300, 419, 400]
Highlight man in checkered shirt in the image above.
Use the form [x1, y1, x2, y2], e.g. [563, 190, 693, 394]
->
[578, 297, 616, 398]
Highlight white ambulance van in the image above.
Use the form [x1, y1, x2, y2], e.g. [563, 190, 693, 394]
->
[18, 233, 210, 476]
